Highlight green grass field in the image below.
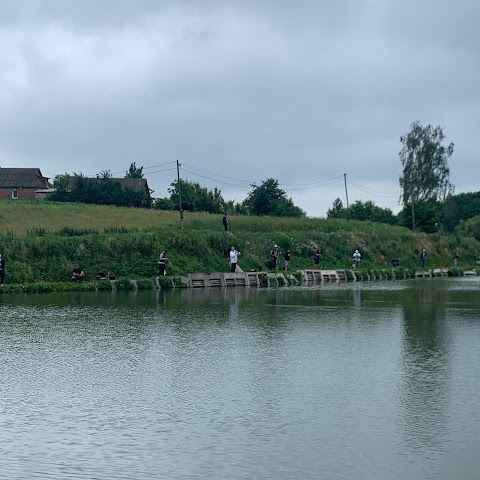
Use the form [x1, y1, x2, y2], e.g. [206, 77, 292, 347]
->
[0, 200, 478, 285]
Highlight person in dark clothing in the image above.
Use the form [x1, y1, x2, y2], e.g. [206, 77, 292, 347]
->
[453, 251, 460, 268]
[284, 250, 291, 271]
[158, 250, 169, 276]
[0, 254, 6, 285]
[392, 256, 400, 268]
[313, 246, 322, 269]
[419, 249, 427, 269]
[270, 245, 279, 270]
[222, 213, 228, 231]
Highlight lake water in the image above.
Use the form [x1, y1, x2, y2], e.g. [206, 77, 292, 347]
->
[1, 278, 479, 480]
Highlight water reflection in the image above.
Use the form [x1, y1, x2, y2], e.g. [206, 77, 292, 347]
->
[399, 280, 451, 461]
[1, 281, 479, 479]
[228, 289, 240, 322]
[353, 287, 362, 308]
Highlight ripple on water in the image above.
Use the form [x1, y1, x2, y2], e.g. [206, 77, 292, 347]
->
[0, 283, 480, 479]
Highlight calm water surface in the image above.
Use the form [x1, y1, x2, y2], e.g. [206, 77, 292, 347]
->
[1, 278, 479, 479]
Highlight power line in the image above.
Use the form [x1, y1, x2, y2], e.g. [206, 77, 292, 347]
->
[177, 160, 184, 228]
[142, 167, 177, 175]
[181, 162, 254, 185]
[281, 175, 344, 187]
[87, 161, 399, 200]
[347, 179, 400, 197]
[183, 162, 345, 188]
[141, 161, 177, 171]
[109, 161, 177, 176]
[181, 168, 251, 191]
[86, 161, 177, 178]
[286, 178, 344, 191]
[344, 173, 350, 222]
[181, 167, 344, 193]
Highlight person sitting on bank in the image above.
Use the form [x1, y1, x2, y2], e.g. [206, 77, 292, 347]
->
[158, 250, 169, 276]
[71, 265, 85, 282]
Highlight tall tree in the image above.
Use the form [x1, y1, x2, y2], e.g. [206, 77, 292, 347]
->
[349, 200, 397, 225]
[398, 200, 442, 233]
[168, 179, 226, 214]
[399, 121, 454, 229]
[98, 170, 112, 178]
[327, 198, 347, 219]
[125, 162, 144, 178]
[327, 198, 396, 224]
[243, 178, 305, 217]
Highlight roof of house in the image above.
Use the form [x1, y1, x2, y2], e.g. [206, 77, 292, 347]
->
[116, 178, 149, 191]
[63, 176, 151, 194]
[0, 168, 51, 189]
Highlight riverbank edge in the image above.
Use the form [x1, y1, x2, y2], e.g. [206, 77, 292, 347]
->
[0, 267, 475, 294]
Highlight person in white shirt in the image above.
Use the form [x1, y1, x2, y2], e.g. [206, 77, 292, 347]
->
[229, 245, 240, 272]
[158, 250, 169, 276]
[352, 249, 361, 268]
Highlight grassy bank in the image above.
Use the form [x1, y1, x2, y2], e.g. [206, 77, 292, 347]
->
[0, 200, 478, 285]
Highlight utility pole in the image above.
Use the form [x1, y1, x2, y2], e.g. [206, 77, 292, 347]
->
[411, 175, 416, 232]
[344, 173, 350, 222]
[176, 159, 184, 228]
[411, 199, 416, 232]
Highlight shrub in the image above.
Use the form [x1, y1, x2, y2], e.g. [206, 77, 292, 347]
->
[28, 226, 48, 237]
[115, 278, 135, 290]
[55, 227, 96, 236]
[136, 279, 155, 290]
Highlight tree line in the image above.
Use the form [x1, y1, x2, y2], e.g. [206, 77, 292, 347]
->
[155, 177, 305, 217]
[326, 192, 480, 235]
[48, 166, 305, 218]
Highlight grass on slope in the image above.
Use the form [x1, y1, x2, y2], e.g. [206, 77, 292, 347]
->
[0, 201, 178, 235]
[0, 200, 479, 285]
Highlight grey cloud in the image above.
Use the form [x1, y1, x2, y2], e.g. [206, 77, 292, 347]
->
[0, 0, 478, 216]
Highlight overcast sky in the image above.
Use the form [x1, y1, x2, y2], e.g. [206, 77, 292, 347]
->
[1, 0, 478, 216]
